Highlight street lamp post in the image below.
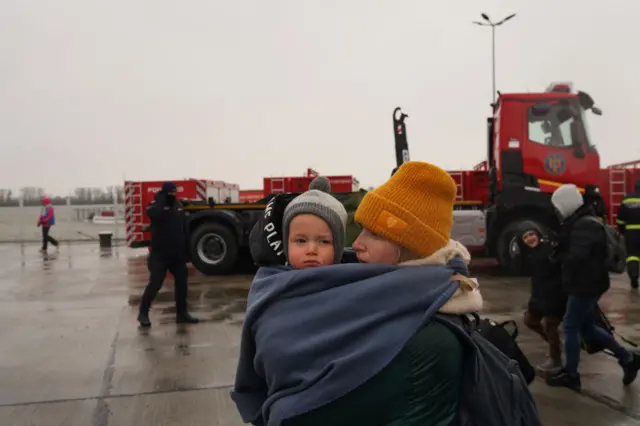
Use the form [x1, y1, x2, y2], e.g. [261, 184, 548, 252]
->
[473, 13, 516, 105]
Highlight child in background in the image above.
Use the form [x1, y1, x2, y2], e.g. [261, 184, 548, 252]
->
[37, 197, 59, 253]
[520, 228, 566, 374]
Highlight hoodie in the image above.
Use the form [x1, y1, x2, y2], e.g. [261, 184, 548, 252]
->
[552, 184, 610, 296]
[551, 184, 584, 221]
[38, 197, 55, 227]
[231, 240, 482, 426]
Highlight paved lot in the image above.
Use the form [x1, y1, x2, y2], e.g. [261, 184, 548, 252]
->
[1, 243, 640, 425]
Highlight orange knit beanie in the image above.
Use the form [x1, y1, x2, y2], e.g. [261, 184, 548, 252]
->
[354, 161, 457, 258]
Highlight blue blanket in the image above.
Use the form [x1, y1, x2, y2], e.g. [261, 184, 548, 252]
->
[231, 258, 468, 426]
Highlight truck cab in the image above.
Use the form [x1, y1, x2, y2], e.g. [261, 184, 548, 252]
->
[491, 82, 601, 195]
[485, 82, 604, 273]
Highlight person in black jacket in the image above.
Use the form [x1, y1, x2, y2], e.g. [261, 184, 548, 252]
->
[138, 182, 198, 327]
[520, 228, 566, 375]
[546, 184, 640, 390]
[617, 177, 640, 289]
[583, 184, 607, 223]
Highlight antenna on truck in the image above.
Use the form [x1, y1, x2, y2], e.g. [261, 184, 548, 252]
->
[392, 107, 410, 175]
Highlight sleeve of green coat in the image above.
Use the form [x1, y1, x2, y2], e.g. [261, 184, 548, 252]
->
[283, 321, 464, 426]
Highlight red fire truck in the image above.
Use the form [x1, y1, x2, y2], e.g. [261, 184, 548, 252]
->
[127, 82, 639, 276]
[125, 171, 360, 275]
[394, 82, 640, 274]
[124, 179, 240, 247]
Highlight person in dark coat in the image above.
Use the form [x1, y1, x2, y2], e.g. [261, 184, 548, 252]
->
[547, 184, 640, 390]
[519, 228, 566, 375]
[138, 182, 198, 327]
[616, 177, 640, 289]
[583, 184, 607, 223]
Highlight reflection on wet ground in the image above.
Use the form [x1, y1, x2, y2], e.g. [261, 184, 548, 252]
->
[1, 243, 640, 425]
[125, 257, 251, 325]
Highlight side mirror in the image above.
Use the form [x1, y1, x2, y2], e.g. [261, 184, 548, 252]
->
[591, 106, 603, 116]
[577, 91, 595, 109]
[531, 102, 552, 117]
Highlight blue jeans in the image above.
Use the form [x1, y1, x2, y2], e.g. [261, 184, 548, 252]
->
[563, 295, 631, 375]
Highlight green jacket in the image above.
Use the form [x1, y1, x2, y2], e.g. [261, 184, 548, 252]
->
[282, 320, 464, 426]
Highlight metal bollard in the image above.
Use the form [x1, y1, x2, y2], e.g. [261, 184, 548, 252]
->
[98, 231, 113, 249]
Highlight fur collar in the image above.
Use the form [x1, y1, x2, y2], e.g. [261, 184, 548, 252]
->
[400, 240, 483, 314]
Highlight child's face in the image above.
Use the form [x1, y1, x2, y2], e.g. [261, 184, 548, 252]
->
[522, 230, 539, 248]
[287, 214, 335, 269]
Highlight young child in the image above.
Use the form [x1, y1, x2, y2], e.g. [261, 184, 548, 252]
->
[281, 176, 348, 269]
[37, 196, 59, 253]
[519, 227, 566, 374]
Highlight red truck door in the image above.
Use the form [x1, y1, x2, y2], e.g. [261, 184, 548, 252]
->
[520, 99, 598, 193]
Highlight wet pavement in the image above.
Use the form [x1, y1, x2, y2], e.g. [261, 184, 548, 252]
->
[1, 243, 640, 425]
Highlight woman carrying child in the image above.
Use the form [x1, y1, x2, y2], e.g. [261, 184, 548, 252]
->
[232, 162, 482, 426]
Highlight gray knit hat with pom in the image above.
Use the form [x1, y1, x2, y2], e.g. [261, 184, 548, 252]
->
[282, 176, 348, 264]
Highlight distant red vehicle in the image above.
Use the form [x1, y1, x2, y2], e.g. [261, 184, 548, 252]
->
[124, 179, 239, 248]
[239, 169, 360, 203]
[263, 168, 359, 195]
[239, 190, 265, 203]
[123, 171, 359, 276]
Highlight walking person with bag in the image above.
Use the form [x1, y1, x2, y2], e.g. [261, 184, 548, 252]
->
[37, 196, 59, 253]
[547, 184, 640, 390]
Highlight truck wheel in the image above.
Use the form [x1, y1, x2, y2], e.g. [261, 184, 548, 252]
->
[497, 219, 545, 276]
[189, 222, 239, 275]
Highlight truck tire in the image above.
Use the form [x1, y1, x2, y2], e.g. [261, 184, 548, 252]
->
[189, 222, 239, 275]
[497, 219, 546, 276]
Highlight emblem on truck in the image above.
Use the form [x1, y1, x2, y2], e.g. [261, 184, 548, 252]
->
[544, 153, 566, 175]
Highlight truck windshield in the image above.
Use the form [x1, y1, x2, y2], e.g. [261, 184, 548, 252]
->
[528, 100, 593, 149]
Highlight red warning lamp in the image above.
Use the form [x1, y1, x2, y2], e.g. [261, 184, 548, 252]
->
[545, 82, 574, 93]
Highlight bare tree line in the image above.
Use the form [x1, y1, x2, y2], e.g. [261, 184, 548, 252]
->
[0, 186, 125, 207]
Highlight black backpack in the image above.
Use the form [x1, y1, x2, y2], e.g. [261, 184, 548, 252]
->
[584, 216, 626, 274]
[475, 317, 536, 385]
[434, 314, 543, 426]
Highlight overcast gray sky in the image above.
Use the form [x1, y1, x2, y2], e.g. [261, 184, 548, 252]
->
[1, 0, 638, 195]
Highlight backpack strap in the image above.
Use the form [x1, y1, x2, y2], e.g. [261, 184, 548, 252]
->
[582, 215, 604, 227]
[432, 313, 482, 384]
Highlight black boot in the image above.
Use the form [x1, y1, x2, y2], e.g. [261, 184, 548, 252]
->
[138, 312, 152, 328]
[621, 353, 640, 386]
[546, 369, 582, 391]
[631, 278, 638, 290]
[176, 312, 199, 324]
